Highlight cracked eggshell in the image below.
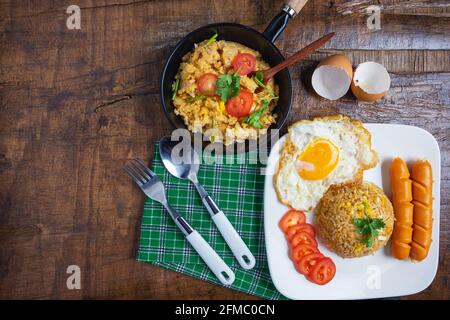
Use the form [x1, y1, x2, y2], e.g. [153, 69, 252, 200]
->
[311, 54, 353, 101]
[351, 61, 391, 102]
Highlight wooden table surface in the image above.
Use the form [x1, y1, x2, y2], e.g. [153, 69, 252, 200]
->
[0, 0, 449, 300]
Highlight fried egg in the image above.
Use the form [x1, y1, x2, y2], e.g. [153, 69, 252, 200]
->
[274, 115, 378, 211]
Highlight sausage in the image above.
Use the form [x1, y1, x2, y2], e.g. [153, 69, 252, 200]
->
[410, 160, 433, 261]
[390, 157, 414, 259]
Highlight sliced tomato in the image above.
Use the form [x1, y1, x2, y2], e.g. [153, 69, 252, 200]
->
[196, 73, 218, 96]
[307, 257, 336, 285]
[285, 223, 315, 241]
[279, 210, 307, 233]
[290, 231, 318, 248]
[296, 253, 324, 275]
[290, 244, 319, 263]
[226, 90, 253, 118]
[231, 53, 256, 76]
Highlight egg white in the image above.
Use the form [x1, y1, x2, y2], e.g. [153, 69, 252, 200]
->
[274, 116, 378, 211]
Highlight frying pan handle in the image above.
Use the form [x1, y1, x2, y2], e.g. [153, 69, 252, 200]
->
[285, 0, 309, 15]
[262, 0, 309, 43]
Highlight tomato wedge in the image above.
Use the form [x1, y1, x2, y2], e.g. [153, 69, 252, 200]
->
[290, 244, 319, 263]
[196, 73, 218, 96]
[279, 210, 307, 233]
[307, 257, 336, 285]
[296, 253, 324, 275]
[232, 53, 256, 76]
[226, 90, 253, 118]
[290, 231, 318, 248]
[285, 223, 315, 241]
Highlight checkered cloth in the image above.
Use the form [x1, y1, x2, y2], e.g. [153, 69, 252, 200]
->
[137, 142, 286, 300]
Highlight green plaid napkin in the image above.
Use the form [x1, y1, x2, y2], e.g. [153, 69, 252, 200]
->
[137, 142, 286, 300]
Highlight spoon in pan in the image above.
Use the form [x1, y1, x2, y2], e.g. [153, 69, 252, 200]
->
[254, 32, 335, 84]
[159, 136, 256, 270]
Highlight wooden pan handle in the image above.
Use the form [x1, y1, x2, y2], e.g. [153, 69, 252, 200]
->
[286, 0, 309, 15]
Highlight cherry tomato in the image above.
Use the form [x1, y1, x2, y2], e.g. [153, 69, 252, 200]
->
[290, 231, 318, 248]
[296, 253, 324, 275]
[285, 224, 316, 241]
[226, 90, 253, 118]
[196, 73, 218, 96]
[231, 53, 256, 76]
[290, 244, 319, 263]
[307, 257, 336, 285]
[279, 210, 307, 233]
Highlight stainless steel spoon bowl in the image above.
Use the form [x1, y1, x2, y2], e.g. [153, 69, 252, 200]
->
[159, 137, 199, 180]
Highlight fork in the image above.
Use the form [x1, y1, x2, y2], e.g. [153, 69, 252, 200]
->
[124, 158, 235, 286]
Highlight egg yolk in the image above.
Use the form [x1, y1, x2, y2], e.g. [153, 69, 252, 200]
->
[297, 138, 339, 180]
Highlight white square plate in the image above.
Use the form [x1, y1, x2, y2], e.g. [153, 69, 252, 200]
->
[264, 124, 441, 300]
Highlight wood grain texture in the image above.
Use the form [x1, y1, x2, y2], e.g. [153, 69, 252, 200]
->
[336, 0, 450, 17]
[0, 0, 448, 300]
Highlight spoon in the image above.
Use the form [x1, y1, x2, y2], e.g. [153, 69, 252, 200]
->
[258, 32, 335, 83]
[159, 136, 256, 270]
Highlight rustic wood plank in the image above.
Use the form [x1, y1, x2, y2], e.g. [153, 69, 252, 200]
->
[336, 0, 450, 17]
[0, 0, 449, 300]
[298, 50, 450, 74]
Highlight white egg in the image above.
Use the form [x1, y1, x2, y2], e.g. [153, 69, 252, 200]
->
[274, 115, 378, 211]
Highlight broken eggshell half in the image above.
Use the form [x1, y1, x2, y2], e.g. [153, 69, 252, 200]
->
[311, 54, 353, 101]
[351, 61, 391, 102]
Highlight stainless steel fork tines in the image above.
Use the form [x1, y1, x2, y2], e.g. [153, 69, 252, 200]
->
[124, 158, 167, 205]
[124, 158, 154, 186]
[124, 158, 182, 226]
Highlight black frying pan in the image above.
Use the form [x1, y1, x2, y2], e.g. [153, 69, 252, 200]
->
[160, 0, 309, 150]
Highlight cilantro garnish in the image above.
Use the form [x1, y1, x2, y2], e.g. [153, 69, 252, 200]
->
[254, 71, 277, 98]
[216, 72, 240, 102]
[242, 99, 269, 129]
[352, 202, 386, 248]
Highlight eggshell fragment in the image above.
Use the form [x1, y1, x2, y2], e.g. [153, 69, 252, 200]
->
[351, 61, 391, 102]
[311, 54, 353, 101]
